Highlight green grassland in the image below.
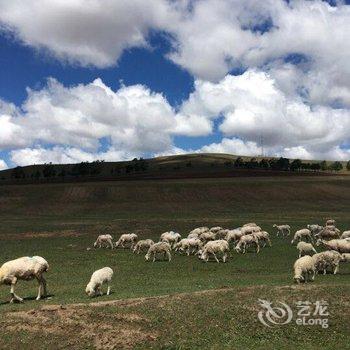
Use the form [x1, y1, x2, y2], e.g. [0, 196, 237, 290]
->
[0, 175, 350, 349]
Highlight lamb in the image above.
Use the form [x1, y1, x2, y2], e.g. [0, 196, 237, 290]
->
[291, 229, 313, 244]
[312, 251, 342, 275]
[93, 234, 114, 249]
[115, 233, 138, 249]
[145, 242, 171, 262]
[85, 267, 113, 297]
[340, 231, 350, 239]
[296, 242, 317, 258]
[199, 240, 230, 263]
[133, 239, 154, 254]
[160, 231, 181, 247]
[273, 224, 291, 237]
[235, 234, 260, 254]
[293, 256, 315, 283]
[253, 231, 271, 247]
[316, 239, 350, 253]
[0, 256, 49, 303]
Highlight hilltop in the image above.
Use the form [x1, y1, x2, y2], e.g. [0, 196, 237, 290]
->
[0, 153, 348, 185]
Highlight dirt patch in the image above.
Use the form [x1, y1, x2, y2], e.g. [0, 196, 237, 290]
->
[4, 305, 156, 349]
[0, 230, 85, 240]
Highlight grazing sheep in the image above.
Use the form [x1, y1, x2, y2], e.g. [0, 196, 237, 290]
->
[225, 229, 243, 245]
[174, 239, 190, 253]
[187, 233, 199, 239]
[93, 234, 114, 249]
[341, 253, 350, 262]
[210, 226, 223, 233]
[293, 256, 315, 283]
[235, 234, 260, 254]
[199, 230, 217, 243]
[291, 229, 313, 244]
[315, 227, 340, 240]
[199, 240, 230, 263]
[187, 238, 203, 255]
[253, 231, 272, 247]
[316, 239, 350, 253]
[86, 267, 113, 297]
[145, 242, 171, 262]
[115, 233, 138, 249]
[312, 251, 342, 275]
[273, 224, 291, 237]
[160, 231, 181, 247]
[241, 225, 260, 236]
[215, 229, 229, 240]
[340, 231, 350, 239]
[307, 224, 323, 236]
[189, 227, 209, 236]
[296, 242, 317, 258]
[133, 239, 154, 254]
[0, 256, 49, 303]
[326, 219, 336, 227]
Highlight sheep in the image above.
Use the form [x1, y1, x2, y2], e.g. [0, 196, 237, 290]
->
[340, 231, 350, 239]
[85, 267, 113, 297]
[315, 227, 340, 240]
[291, 229, 313, 244]
[235, 234, 260, 254]
[199, 240, 230, 263]
[115, 233, 138, 249]
[160, 231, 181, 247]
[241, 225, 260, 236]
[145, 242, 171, 262]
[316, 239, 350, 253]
[307, 224, 323, 236]
[293, 256, 316, 283]
[174, 238, 190, 253]
[341, 253, 350, 262]
[273, 224, 291, 237]
[326, 219, 336, 227]
[133, 239, 154, 254]
[215, 229, 229, 240]
[312, 251, 342, 275]
[189, 227, 209, 236]
[243, 223, 258, 227]
[187, 238, 203, 255]
[93, 234, 114, 249]
[0, 256, 49, 303]
[199, 230, 217, 243]
[296, 242, 317, 258]
[253, 231, 271, 247]
[187, 232, 199, 240]
[210, 226, 223, 233]
[225, 229, 243, 245]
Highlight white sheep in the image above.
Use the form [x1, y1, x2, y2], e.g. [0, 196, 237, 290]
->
[145, 242, 171, 262]
[341, 253, 350, 262]
[133, 239, 154, 254]
[160, 231, 181, 247]
[340, 231, 350, 239]
[296, 242, 317, 258]
[93, 234, 114, 249]
[273, 224, 291, 236]
[199, 230, 217, 243]
[312, 251, 342, 275]
[240, 225, 260, 236]
[235, 234, 260, 254]
[316, 239, 350, 253]
[189, 227, 209, 236]
[326, 219, 336, 226]
[215, 229, 229, 240]
[315, 227, 340, 240]
[115, 233, 138, 249]
[210, 226, 223, 233]
[293, 255, 315, 283]
[307, 224, 323, 236]
[199, 240, 230, 263]
[174, 238, 190, 253]
[291, 229, 313, 244]
[0, 256, 49, 303]
[253, 231, 271, 247]
[86, 267, 113, 297]
[187, 232, 199, 239]
[225, 229, 243, 245]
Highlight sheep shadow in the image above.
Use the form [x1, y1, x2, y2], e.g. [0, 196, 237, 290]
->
[0, 294, 55, 305]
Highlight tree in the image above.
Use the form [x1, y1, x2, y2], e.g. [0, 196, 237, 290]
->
[42, 163, 57, 178]
[320, 160, 328, 171]
[234, 157, 244, 168]
[290, 159, 302, 171]
[330, 161, 343, 172]
[259, 159, 270, 169]
[346, 161, 350, 171]
[11, 166, 25, 179]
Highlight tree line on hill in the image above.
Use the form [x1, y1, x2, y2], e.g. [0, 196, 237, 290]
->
[3, 157, 350, 181]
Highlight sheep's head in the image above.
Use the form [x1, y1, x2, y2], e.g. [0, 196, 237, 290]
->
[293, 274, 304, 283]
[235, 245, 242, 253]
[93, 241, 98, 248]
[145, 253, 150, 261]
[85, 283, 96, 297]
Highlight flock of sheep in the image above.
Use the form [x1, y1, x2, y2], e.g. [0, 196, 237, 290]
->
[1, 219, 350, 303]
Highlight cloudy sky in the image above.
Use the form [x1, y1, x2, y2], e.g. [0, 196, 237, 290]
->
[0, 0, 350, 170]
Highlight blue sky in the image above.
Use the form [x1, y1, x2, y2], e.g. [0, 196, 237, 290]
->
[0, 0, 350, 169]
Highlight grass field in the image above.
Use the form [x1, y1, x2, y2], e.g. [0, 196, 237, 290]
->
[0, 176, 350, 349]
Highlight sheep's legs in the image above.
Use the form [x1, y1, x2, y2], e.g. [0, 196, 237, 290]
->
[107, 285, 111, 296]
[334, 265, 339, 275]
[167, 251, 171, 262]
[10, 281, 23, 303]
[213, 253, 219, 263]
[222, 253, 227, 263]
